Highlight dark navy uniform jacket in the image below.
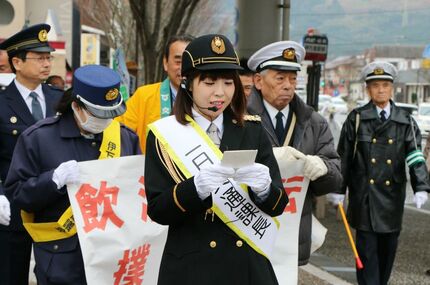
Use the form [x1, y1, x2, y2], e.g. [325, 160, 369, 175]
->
[145, 110, 288, 285]
[0, 81, 62, 232]
[4, 112, 141, 284]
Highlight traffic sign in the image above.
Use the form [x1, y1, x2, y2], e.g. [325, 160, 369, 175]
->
[303, 34, 328, 62]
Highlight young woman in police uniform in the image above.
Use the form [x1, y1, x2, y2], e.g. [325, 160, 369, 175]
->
[5, 65, 141, 285]
[145, 34, 288, 285]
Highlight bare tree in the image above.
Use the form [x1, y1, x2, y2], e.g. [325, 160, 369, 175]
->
[79, 0, 236, 85]
[79, 0, 136, 60]
[128, 0, 202, 84]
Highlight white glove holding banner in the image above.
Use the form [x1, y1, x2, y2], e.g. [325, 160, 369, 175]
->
[52, 160, 80, 190]
[234, 163, 272, 195]
[194, 164, 235, 200]
[0, 195, 11, 226]
[414, 191, 428, 209]
[283, 146, 305, 161]
[284, 147, 328, 181]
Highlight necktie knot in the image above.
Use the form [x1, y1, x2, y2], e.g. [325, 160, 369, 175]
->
[29, 92, 38, 99]
[207, 123, 220, 147]
[380, 110, 386, 122]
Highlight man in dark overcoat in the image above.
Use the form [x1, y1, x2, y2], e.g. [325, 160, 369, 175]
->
[337, 61, 429, 285]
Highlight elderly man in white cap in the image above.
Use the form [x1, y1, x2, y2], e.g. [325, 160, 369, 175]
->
[246, 41, 342, 266]
[337, 61, 429, 285]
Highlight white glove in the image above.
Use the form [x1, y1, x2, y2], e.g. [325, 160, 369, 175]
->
[288, 148, 328, 181]
[303, 155, 328, 181]
[414, 191, 428, 209]
[194, 164, 235, 200]
[234, 163, 272, 196]
[0, 195, 11, 226]
[284, 146, 305, 161]
[52, 160, 80, 189]
[327, 193, 345, 206]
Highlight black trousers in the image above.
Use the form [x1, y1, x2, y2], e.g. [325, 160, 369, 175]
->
[0, 230, 32, 285]
[356, 230, 400, 285]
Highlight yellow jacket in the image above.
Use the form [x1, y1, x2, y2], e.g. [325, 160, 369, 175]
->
[116, 82, 164, 153]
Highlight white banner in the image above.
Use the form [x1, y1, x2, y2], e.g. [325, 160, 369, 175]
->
[272, 148, 310, 285]
[67, 150, 325, 284]
[68, 155, 168, 285]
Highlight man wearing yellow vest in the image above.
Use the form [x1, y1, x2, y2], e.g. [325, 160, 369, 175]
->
[116, 34, 194, 153]
[5, 65, 141, 284]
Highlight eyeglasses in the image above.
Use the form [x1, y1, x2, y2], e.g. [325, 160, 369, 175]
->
[25, 56, 55, 63]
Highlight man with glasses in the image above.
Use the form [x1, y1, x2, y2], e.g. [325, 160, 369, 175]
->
[0, 23, 62, 285]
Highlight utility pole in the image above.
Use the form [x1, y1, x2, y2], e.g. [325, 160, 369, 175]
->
[237, 0, 290, 58]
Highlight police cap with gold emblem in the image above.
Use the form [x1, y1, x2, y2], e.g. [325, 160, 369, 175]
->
[73, 65, 126, 119]
[247, 41, 306, 72]
[0, 24, 55, 57]
[181, 34, 242, 76]
[361, 61, 398, 82]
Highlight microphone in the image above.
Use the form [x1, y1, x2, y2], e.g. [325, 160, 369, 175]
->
[180, 80, 219, 112]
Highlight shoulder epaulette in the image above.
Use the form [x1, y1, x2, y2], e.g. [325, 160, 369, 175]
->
[25, 115, 60, 135]
[244, 114, 261, 122]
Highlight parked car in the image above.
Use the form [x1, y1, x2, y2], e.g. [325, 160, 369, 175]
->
[395, 102, 418, 115]
[318, 94, 332, 112]
[328, 97, 348, 114]
[416, 103, 430, 135]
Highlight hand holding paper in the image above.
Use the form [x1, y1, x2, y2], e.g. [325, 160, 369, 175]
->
[234, 163, 272, 195]
[194, 163, 235, 200]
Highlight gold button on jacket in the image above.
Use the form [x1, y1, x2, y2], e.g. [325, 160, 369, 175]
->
[209, 241, 216, 248]
[236, 240, 243, 247]
[370, 179, 375, 184]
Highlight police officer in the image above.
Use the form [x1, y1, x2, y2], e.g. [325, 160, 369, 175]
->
[0, 23, 62, 285]
[145, 34, 288, 285]
[4, 65, 141, 284]
[246, 41, 342, 266]
[337, 61, 430, 285]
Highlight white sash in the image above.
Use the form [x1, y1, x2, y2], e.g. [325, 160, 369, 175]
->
[149, 115, 279, 258]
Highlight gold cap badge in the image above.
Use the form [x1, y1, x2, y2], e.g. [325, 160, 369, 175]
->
[38, 30, 48, 42]
[373, 68, 385, 75]
[211, 36, 226, 55]
[283, 48, 296, 61]
[105, 88, 119, 101]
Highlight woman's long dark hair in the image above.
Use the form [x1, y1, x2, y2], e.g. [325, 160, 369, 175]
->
[173, 70, 246, 126]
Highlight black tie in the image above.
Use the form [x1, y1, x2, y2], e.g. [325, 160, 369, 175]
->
[380, 110, 386, 122]
[275, 112, 285, 144]
[29, 92, 44, 121]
